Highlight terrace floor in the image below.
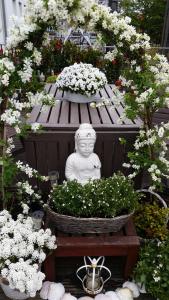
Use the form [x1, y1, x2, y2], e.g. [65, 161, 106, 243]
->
[0, 288, 155, 299]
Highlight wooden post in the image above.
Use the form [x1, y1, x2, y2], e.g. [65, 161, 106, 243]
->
[161, 0, 169, 48]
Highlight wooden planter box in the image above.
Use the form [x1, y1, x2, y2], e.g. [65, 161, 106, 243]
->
[24, 84, 141, 191]
[44, 218, 140, 283]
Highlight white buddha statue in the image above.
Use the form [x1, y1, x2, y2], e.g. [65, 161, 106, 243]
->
[65, 123, 101, 185]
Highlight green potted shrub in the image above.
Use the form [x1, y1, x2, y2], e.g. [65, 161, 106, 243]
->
[45, 173, 141, 234]
[134, 201, 169, 241]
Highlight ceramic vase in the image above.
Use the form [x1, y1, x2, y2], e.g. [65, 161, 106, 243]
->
[62, 91, 101, 103]
[0, 281, 29, 300]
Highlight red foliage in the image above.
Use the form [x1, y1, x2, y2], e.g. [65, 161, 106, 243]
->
[115, 79, 122, 87]
[112, 59, 117, 65]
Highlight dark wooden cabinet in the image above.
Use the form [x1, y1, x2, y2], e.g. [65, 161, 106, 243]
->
[24, 84, 141, 190]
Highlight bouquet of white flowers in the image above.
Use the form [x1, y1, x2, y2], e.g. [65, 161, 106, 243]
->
[56, 63, 107, 97]
[0, 206, 56, 297]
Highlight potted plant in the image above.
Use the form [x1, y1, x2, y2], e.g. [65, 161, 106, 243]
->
[134, 238, 169, 300]
[0, 205, 56, 299]
[45, 173, 141, 233]
[55, 62, 107, 103]
[134, 200, 169, 241]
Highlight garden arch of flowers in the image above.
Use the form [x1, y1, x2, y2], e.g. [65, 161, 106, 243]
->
[1, 0, 169, 211]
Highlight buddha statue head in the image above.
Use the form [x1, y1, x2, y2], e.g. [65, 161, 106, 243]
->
[75, 123, 96, 158]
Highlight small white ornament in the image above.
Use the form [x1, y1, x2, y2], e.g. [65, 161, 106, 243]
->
[105, 291, 120, 300]
[48, 283, 65, 300]
[122, 281, 140, 298]
[115, 287, 133, 300]
[78, 297, 93, 300]
[40, 281, 52, 299]
[61, 293, 77, 300]
[95, 294, 111, 300]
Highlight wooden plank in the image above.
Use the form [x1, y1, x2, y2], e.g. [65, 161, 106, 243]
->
[35, 141, 49, 191]
[157, 108, 169, 113]
[37, 106, 51, 123]
[97, 106, 112, 124]
[70, 102, 79, 124]
[59, 101, 69, 124]
[101, 87, 120, 124]
[54, 235, 139, 257]
[44, 83, 52, 93]
[124, 218, 138, 236]
[88, 104, 101, 124]
[55, 88, 63, 100]
[48, 101, 61, 124]
[153, 117, 169, 124]
[79, 103, 90, 123]
[153, 113, 169, 121]
[28, 105, 41, 123]
[100, 136, 116, 177]
[48, 84, 57, 97]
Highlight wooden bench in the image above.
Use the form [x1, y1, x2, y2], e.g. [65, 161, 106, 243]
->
[44, 219, 140, 282]
[24, 84, 142, 190]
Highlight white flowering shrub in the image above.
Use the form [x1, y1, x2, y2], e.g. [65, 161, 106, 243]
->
[56, 63, 107, 96]
[134, 238, 169, 300]
[0, 207, 56, 296]
[0, 0, 169, 209]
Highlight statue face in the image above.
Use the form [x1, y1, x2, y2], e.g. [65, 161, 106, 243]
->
[76, 139, 95, 157]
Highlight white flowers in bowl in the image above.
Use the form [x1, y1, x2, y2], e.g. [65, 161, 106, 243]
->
[56, 63, 107, 97]
[0, 207, 56, 297]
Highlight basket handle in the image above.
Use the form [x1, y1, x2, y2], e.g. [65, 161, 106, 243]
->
[136, 189, 167, 208]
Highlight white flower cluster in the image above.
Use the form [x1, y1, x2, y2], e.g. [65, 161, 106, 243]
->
[104, 47, 118, 61]
[27, 91, 55, 107]
[135, 88, 154, 106]
[18, 57, 33, 83]
[32, 48, 42, 66]
[31, 122, 41, 132]
[9, 97, 30, 111]
[16, 160, 38, 178]
[1, 260, 45, 297]
[15, 160, 48, 198]
[17, 181, 36, 196]
[70, 0, 96, 27]
[88, 7, 150, 50]
[123, 124, 169, 189]
[1, 109, 21, 126]
[6, 16, 37, 50]
[0, 58, 15, 87]
[6, 138, 15, 156]
[16, 160, 48, 182]
[150, 54, 169, 86]
[56, 63, 107, 96]
[0, 210, 56, 296]
[24, 0, 70, 25]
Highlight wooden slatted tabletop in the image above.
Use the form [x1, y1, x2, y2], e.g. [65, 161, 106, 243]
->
[28, 84, 141, 130]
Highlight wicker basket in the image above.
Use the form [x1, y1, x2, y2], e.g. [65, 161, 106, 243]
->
[44, 205, 133, 234]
